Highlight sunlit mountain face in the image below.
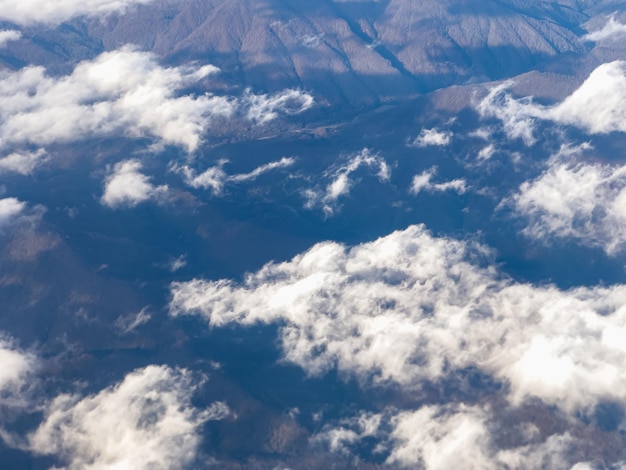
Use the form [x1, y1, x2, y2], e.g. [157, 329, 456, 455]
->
[2, 1, 626, 468]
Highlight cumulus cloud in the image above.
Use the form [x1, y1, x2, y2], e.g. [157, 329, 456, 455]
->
[0, 46, 231, 153]
[303, 148, 390, 215]
[584, 16, 626, 42]
[410, 167, 467, 195]
[0, 198, 26, 227]
[478, 61, 626, 143]
[411, 128, 452, 147]
[28, 365, 229, 470]
[170, 224, 626, 415]
[177, 157, 295, 196]
[0, 0, 156, 26]
[101, 159, 168, 209]
[0, 30, 21, 48]
[510, 152, 626, 255]
[0, 149, 47, 175]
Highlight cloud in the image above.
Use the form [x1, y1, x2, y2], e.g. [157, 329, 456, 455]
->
[410, 167, 467, 195]
[0, 0, 156, 26]
[0, 336, 37, 396]
[28, 365, 230, 470]
[478, 61, 626, 143]
[177, 157, 295, 196]
[0, 30, 21, 47]
[584, 16, 626, 42]
[317, 405, 579, 469]
[476, 81, 538, 145]
[115, 307, 151, 334]
[170, 224, 626, 415]
[101, 159, 168, 209]
[411, 128, 452, 147]
[245, 89, 314, 124]
[0, 46, 230, 153]
[303, 148, 390, 215]
[510, 151, 626, 255]
[0, 149, 47, 175]
[0, 47, 314, 164]
[0, 198, 26, 227]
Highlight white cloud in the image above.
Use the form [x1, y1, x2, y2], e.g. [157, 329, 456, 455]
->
[0, 48, 314, 161]
[0, 336, 37, 396]
[101, 159, 168, 209]
[477, 81, 538, 145]
[0, 30, 21, 48]
[245, 89, 314, 124]
[412, 128, 452, 147]
[478, 61, 626, 143]
[410, 167, 467, 195]
[177, 157, 295, 196]
[318, 404, 579, 469]
[170, 224, 626, 415]
[0, 0, 156, 26]
[303, 148, 390, 216]
[29, 365, 230, 470]
[0, 149, 47, 175]
[511, 154, 626, 255]
[0, 197, 26, 226]
[0, 47, 231, 153]
[584, 16, 626, 42]
[115, 307, 151, 334]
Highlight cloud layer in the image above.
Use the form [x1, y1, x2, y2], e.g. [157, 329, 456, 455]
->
[177, 157, 295, 196]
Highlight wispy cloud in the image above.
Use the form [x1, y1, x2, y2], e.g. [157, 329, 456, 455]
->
[303, 148, 390, 216]
[410, 167, 467, 195]
[176, 157, 296, 196]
